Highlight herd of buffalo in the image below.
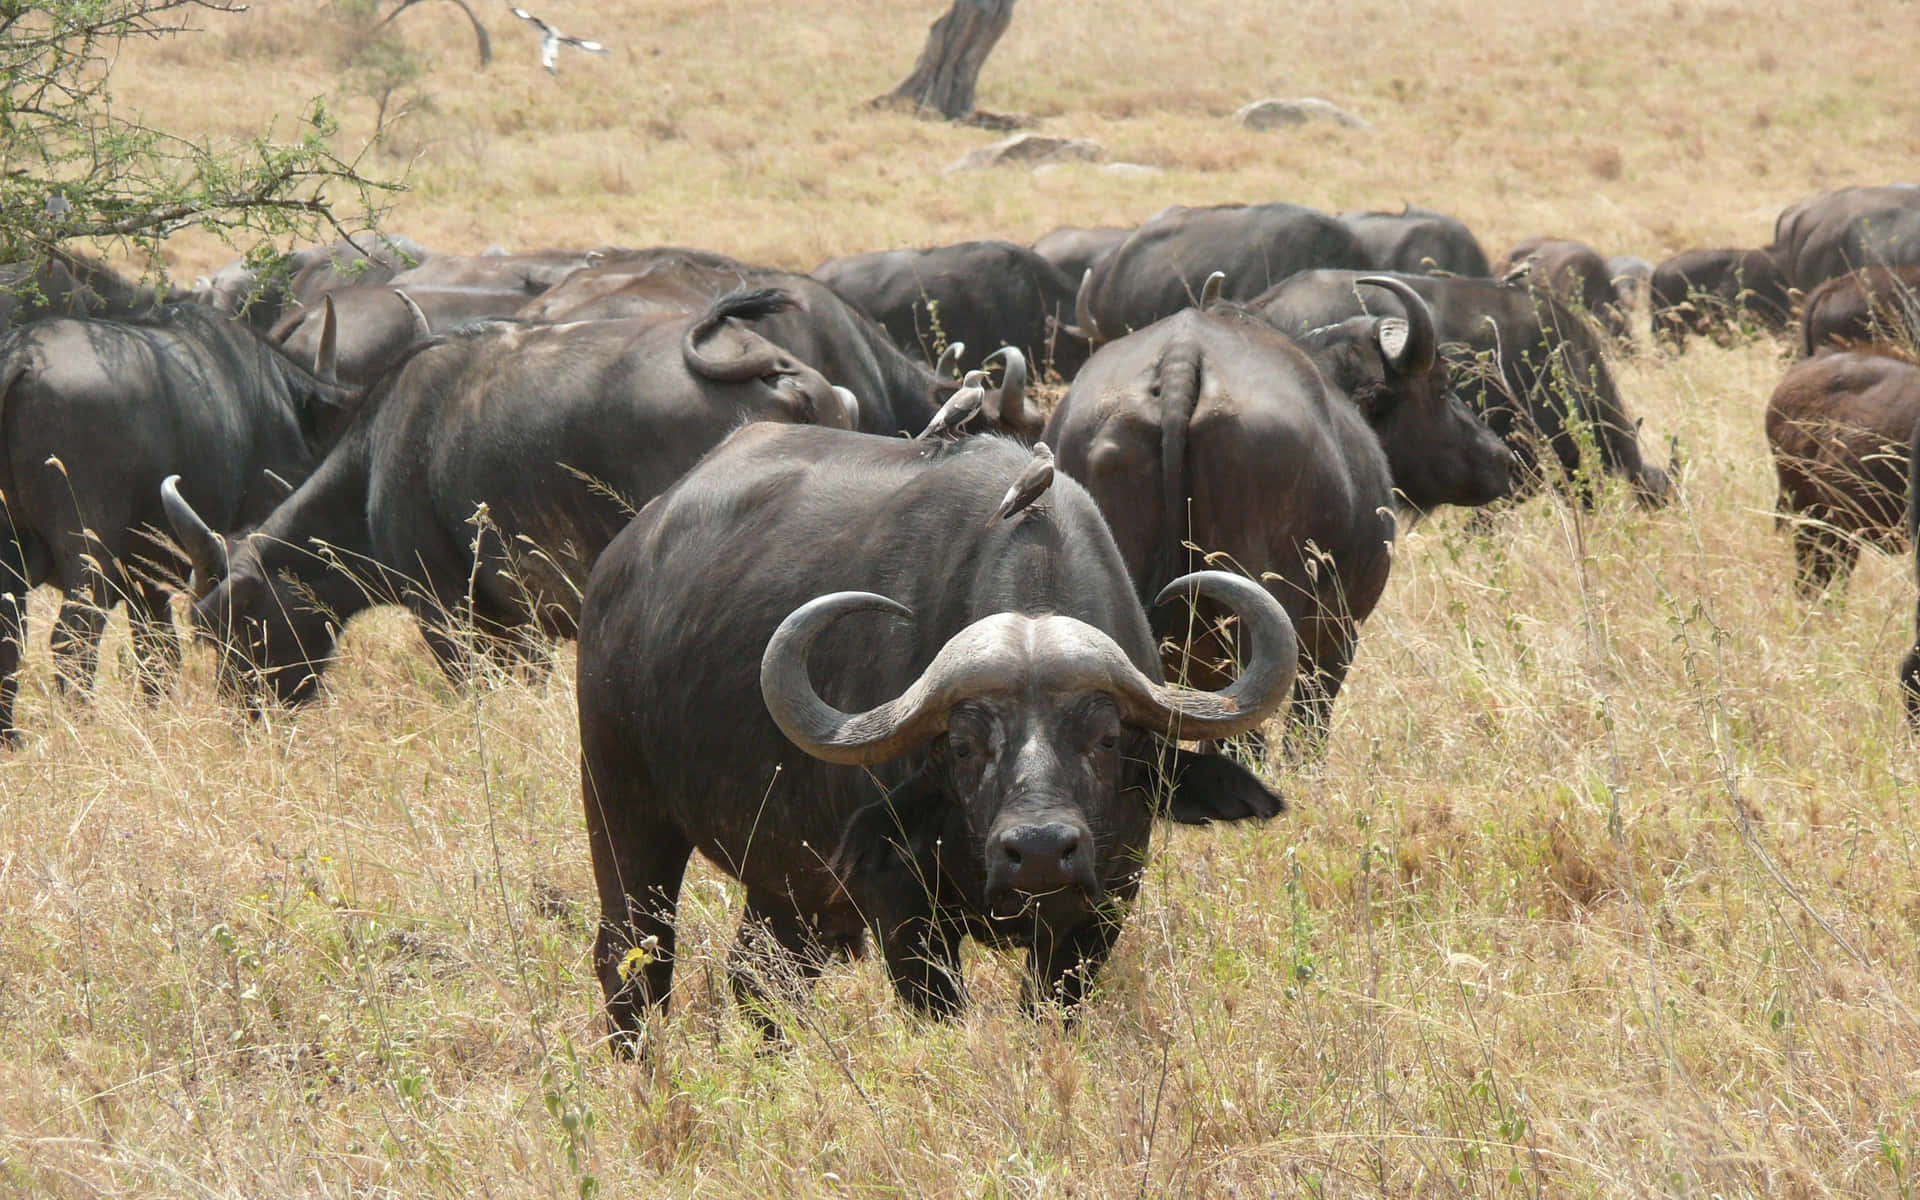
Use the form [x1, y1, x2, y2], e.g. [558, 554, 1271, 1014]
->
[3, 179, 1919, 1047]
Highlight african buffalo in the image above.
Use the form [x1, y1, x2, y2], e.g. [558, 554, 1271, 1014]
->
[1799, 266, 1920, 357]
[0, 249, 159, 331]
[387, 248, 597, 295]
[1768, 185, 1920, 293]
[1648, 247, 1793, 348]
[0, 303, 353, 740]
[1043, 280, 1506, 745]
[812, 240, 1091, 377]
[575, 422, 1294, 1048]
[194, 233, 431, 331]
[1251, 269, 1673, 507]
[1764, 351, 1920, 592]
[1338, 207, 1491, 277]
[1030, 225, 1131, 283]
[1078, 202, 1373, 342]
[1495, 237, 1629, 340]
[165, 289, 854, 706]
[271, 284, 542, 389]
[518, 252, 1037, 439]
[516, 248, 749, 324]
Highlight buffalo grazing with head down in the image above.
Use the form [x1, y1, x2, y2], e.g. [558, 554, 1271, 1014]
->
[575, 422, 1295, 1050]
[1495, 236, 1632, 341]
[1798, 265, 1920, 358]
[0, 303, 354, 741]
[1648, 247, 1793, 349]
[165, 288, 853, 708]
[1251, 268, 1674, 508]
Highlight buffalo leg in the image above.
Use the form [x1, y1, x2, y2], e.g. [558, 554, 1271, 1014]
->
[1022, 914, 1123, 1017]
[127, 581, 180, 701]
[1904, 594, 1920, 728]
[879, 907, 967, 1019]
[727, 897, 842, 1040]
[582, 761, 691, 1057]
[416, 607, 483, 686]
[49, 573, 110, 700]
[1288, 630, 1355, 757]
[0, 587, 24, 745]
[1791, 519, 1859, 595]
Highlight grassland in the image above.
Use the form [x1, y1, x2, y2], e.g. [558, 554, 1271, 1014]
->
[3, 0, 1919, 1195]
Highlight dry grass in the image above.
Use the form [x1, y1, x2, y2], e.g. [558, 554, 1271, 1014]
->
[4, 0, 1920, 1195]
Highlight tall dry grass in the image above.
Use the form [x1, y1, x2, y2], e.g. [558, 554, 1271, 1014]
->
[3, 0, 1919, 1195]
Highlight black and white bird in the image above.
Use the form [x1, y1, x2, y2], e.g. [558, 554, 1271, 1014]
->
[915, 370, 989, 442]
[987, 442, 1055, 527]
[510, 6, 608, 74]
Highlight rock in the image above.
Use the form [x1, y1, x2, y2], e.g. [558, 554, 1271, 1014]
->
[1234, 98, 1369, 131]
[945, 133, 1103, 173]
[1031, 160, 1163, 180]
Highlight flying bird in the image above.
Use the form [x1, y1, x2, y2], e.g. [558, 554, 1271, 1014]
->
[511, 6, 609, 74]
[915, 370, 989, 442]
[987, 442, 1055, 527]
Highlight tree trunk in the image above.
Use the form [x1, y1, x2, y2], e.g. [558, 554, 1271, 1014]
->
[880, 0, 1016, 122]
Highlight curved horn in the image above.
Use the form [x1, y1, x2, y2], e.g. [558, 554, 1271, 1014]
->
[932, 341, 967, 387]
[1356, 276, 1436, 376]
[761, 572, 1298, 765]
[983, 346, 1031, 434]
[160, 474, 229, 590]
[1198, 270, 1226, 309]
[760, 592, 930, 765]
[392, 288, 431, 340]
[1074, 269, 1104, 345]
[828, 385, 860, 430]
[682, 314, 787, 382]
[313, 294, 339, 382]
[1113, 571, 1298, 739]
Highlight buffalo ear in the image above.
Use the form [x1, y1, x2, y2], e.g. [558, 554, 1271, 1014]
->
[1155, 744, 1285, 824]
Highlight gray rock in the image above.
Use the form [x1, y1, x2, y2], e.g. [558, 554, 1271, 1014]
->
[1031, 160, 1163, 179]
[1235, 97, 1369, 131]
[945, 133, 1103, 173]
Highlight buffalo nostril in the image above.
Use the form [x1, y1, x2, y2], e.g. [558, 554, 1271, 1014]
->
[996, 823, 1085, 890]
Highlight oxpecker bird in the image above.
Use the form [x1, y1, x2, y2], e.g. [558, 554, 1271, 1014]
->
[987, 442, 1054, 526]
[510, 6, 608, 74]
[915, 370, 989, 442]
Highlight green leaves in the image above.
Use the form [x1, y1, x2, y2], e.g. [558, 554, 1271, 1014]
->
[0, 1, 395, 271]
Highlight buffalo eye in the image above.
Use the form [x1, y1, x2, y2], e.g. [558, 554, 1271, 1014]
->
[946, 707, 993, 768]
[1080, 697, 1123, 756]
